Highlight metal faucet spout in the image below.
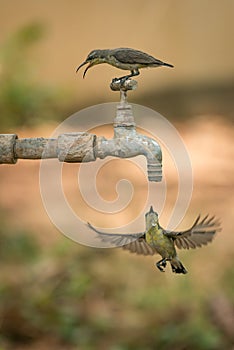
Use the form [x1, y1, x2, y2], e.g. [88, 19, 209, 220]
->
[94, 81, 162, 182]
[95, 131, 162, 182]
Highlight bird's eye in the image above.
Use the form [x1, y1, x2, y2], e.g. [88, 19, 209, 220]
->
[87, 52, 97, 60]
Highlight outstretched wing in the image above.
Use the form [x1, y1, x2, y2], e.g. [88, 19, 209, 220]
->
[164, 215, 221, 249]
[87, 223, 157, 256]
[122, 238, 158, 255]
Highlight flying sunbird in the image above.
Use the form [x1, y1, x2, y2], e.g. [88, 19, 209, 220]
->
[88, 206, 221, 274]
[76, 48, 174, 83]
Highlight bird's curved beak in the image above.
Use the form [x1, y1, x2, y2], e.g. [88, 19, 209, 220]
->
[76, 60, 96, 78]
[149, 205, 154, 213]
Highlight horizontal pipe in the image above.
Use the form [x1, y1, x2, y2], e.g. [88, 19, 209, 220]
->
[14, 138, 57, 159]
[0, 133, 96, 164]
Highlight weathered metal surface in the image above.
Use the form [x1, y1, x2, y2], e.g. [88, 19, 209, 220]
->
[0, 134, 18, 164]
[110, 78, 138, 92]
[95, 129, 162, 182]
[57, 132, 96, 162]
[0, 82, 162, 181]
[14, 138, 57, 159]
[95, 90, 162, 182]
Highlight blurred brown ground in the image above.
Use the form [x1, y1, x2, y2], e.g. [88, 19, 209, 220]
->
[0, 1, 234, 349]
[0, 117, 234, 350]
[1, 116, 233, 244]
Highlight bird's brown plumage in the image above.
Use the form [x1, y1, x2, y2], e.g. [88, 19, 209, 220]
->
[76, 48, 174, 80]
[88, 210, 221, 274]
[88, 214, 220, 255]
[110, 48, 173, 67]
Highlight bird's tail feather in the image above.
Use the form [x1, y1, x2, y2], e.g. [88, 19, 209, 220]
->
[163, 62, 174, 68]
[170, 258, 187, 274]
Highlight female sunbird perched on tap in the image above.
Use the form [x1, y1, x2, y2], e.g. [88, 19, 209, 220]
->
[88, 206, 221, 274]
[76, 48, 174, 83]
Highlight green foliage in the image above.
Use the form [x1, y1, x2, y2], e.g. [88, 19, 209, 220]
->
[221, 261, 234, 302]
[0, 214, 232, 349]
[0, 23, 66, 130]
[157, 319, 221, 350]
[0, 228, 39, 263]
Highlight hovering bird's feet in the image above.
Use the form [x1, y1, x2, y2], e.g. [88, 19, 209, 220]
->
[156, 258, 167, 272]
[170, 260, 188, 274]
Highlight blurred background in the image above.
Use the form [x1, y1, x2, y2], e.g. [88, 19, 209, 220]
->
[0, 0, 234, 349]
